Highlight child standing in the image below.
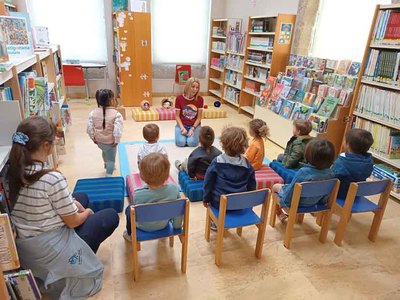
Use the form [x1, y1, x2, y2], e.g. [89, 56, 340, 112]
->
[87, 89, 123, 176]
[273, 138, 335, 221]
[137, 123, 168, 164]
[203, 126, 256, 210]
[124, 153, 182, 240]
[175, 126, 221, 179]
[332, 128, 374, 199]
[278, 119, 313, 169]
[245, 119, 269, 171]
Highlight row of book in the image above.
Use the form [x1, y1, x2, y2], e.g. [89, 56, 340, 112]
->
[372, 10, 400, 45]
[372, 164, 400, 193]
[226, 32, 246, 54]
[251, 19, 274, 33]
[211, 56, 225, 69]
[225, 70, 242, 88]
[212, 26, 226, 37]
[247, 51, 272, 65]
[355, 84, 400, 126]
[4, 270, 41, 300]
[363, 49, 400, 84]
[288, 54, 361, 76]
[0, 87, 13, 101]
[249, 37, 273, 49]
[354, 117, 400, 160]
[246, 65, 268, 81]
[211, 41, 225, 52]
[223, 86, 240, 104]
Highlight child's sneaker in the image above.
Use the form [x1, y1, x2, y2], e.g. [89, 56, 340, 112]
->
[210, 221, 217, 231]
[278, 211, 288, 223]
[123, 230, 132, 242]
[175, 160, 182, 171]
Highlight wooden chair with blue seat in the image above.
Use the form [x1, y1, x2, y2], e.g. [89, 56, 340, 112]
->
[204, 188, 271, 266]
[269, 179, 340, 249]
[333, 179, 392, 246]
[130, 198, 190, 281]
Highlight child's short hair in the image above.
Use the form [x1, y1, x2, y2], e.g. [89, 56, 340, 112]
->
[143, 123, 159, 143]
[220, 126, 248, 156]
[249, 119, 269, 138]
[293, 119, 312, 136]
[304, 138, 335, 169]
[345, 128, 374, 154]
[139, 153, 170, 186]
[199, 126, 215, 150]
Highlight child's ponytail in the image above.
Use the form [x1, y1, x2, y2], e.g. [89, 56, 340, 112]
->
[249, 119, 270, 139]
[97, 89, 115, 129]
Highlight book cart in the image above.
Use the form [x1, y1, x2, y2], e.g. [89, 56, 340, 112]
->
[349, 3, 400, 200]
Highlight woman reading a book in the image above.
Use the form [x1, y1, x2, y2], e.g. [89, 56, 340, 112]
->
[175, 77, 204, 147]
[6, 116, 119, 299]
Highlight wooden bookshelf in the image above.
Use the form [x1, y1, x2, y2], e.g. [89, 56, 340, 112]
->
[349, 3, 400, 200]
[113, 11, 152, 107]
[240, 14, 296, 117]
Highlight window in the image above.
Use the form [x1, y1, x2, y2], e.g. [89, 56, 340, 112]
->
[151, 0, 211, 64]
[310, 0, 391, 61]
[27, 0, 107, 62]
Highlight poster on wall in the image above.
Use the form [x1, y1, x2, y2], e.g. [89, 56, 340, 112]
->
[0, 16, 34, 59]
[278, 23, 293, 45]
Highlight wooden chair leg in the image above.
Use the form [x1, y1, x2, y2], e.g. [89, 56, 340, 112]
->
[137, 242, 141, 251]
[296, 214, 304, 224]
[169, 236, 174, 247]
[132, 241, 139, 281]
[316, 213, 323, 226]
[205, 208, 211, 242]
[215, 225, 224, 266]
[334, 209, 352, 246]
[368, 209, 385, 242]
[283, 213, 297, 249]
[269, 200, 278, 227]
[181, 234, 188, 273]
[236, 227, 242, 237]
[255, 222, 267, 259]
[319, 211, 332, 243]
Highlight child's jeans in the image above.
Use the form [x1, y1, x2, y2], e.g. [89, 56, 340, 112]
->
[97, 143, 117, 175]
[175, 125, 201, 147]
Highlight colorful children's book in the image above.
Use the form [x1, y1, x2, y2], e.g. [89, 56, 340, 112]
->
[316, 96, 340, 118]
[270, 83, 284, 100]
[301, 77, 313, 92]
[280, 100, 295, 119]
[287, 88, 298, 100]
[389, 130, 400, 159]
[311, 80, 322, 95]
[295, 55, 304, 67]
[291, 102, 314, 120]
[325, 59, 338, 73]
[271, 97, 284, 114]
[327, 86, 341, 98]
[316, 58, 327, 71]
[338, 89, 353, 106]
[288, 54, 297, 66]
[336, 60, 352, 75]
[280, 85, 292, 98]
[302, 92, 316, 106]
[309, 113, 329, 133]
[293, 90, 306, 102]
[317, 84, 329, 97]
[348, 62, 361, 76]
[281, 76, 293, 87]
[313, 95, 325, 111]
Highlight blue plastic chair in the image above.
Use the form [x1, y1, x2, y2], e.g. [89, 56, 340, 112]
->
[204, 188, 271, 266]
[269, 179, 340, 249]
[333, 179, 392, 246]
[130, 198, 189, 281]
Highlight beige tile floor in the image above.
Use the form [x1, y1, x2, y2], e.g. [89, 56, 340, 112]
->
[58, 97, 400, 300]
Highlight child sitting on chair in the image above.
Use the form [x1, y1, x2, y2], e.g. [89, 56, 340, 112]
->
[137, 123, 168, 164]
[124, 153, 182, 241]
[277, 119, 313, 169]
[332, 128, 374, 199]
[175, 126, 221, 180]
[272, 138, 335, 221]
[244, 119, 270, 171]
[203, 126, 256, 212]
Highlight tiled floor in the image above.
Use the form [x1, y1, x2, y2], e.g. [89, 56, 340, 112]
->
[58, 98, 400, 299]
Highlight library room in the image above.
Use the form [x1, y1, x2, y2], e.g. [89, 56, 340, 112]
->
[1, 0, 400, 299]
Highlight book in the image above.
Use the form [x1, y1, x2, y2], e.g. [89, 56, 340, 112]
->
[0, 214, 20, 271]
[317, 84, 329, 97]
[389, 130, 400, 159]
[4, 269, 41, 300]
[317, 96, 340, 118]
[279, 85, 291, 98]
[312, 95, 325, 111]
[271, 97, 284, 114]
[287, 88, 298, 100]
[32, 26, 50, 48]
[336, 60, 352, 74]
[291, 102, 314, 120]
[281, 76, 293, 86]
[309, 113, 329, 133]
[0, 16, 34, 59]
[270, 83, 284, 100]
[348, 62, 361, 76]
[302, 92, 316, 106]
[279, 100, 295, 119]
[293, 90, 305, 102]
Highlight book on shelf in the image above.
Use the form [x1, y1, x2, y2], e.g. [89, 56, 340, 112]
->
[227, 32, 246, 54]
[211, 41, 226, 51]
[0, 87, 13, 101]
[4, 269, 41, 300]
[251, 19, 274, 33]
[291, 102, 314, 121]
[309, 113, 329, 133]
[0, 214, 19, 272]
[32, 26, 50, 48]
[287, 87, 297, 100]
[348, 61, 361, 76]
[279, 86, 291, 99]
[363, 49, 400, 84]
[372, 164, 400, 193]
[279, 99, 295, 119]
[226, 54, 244, 70]
[249, 37, 273, 49]
[302, 92, 316, 106]
[372, 9, 400, 45]
[316, 96, 339, 118]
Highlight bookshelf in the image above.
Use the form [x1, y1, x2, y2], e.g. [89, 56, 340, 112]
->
[240, 14, 296, 117]
[349, 3, 400, 200]
[112, 11, 152, 107]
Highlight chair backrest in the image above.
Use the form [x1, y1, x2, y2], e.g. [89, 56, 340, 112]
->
[134, 198, 186, 222]
[224, 189, 269, 210]
[354, 179, 391, 197]
[175, 65, 192, 84]
[298, 179, 339, 198]
[62, 64, 85, 86]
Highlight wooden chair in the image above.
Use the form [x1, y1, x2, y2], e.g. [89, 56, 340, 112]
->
[333, 179, 392, 246]
[204, 188, 271, 266]
[130, 198, 190, 281]
[269, 179, 340, 249]
[62, 64, 88, 99]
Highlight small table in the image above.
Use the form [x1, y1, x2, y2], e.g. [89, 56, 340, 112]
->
[80, 62, 107, 97]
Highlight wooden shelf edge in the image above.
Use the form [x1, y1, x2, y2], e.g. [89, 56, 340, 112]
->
[353, 111, 400, 131]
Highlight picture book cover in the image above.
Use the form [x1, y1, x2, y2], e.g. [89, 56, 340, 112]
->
[348, 62, 361, 76]
[333, 74, 345, 88]
[289, 54, 297, 66]
[291, 102, 314, 120]
[287, 87, 298, 100]
[279, 100, 295, 119]
[315, 58, 327, 71]
[344, 76, 357, 90]
[293, 90, 306, 102]
[311, 80, 322, 95]
[281, 76, 293, 87]
[338, 89, 352, 106]
[262, 76, 276, 98]
[313, 95, 325, 111]
[292, 74, 305, 90]
[285, 66, 298, 77]
[302, 92, 316, 106]
[32, 26, 50, 48]
[328, 86, 341, 98]
[270, 83, 284, 100]
[389, 130, 400, 159]
[309, 113, 329, 133]
[336, 59, 352, 75]
[325, 59, 338, 73]
[301, 77, 313, 92]
[0, 16, 34, 58]
[316, 96, 339, 118]
[295, 55, 304, 67]
[271, 97, 284, 114]
[280, 85, 292, 98]
[317, 84, 329, 97]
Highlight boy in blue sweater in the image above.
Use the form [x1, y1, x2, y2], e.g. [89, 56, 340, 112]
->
[331, 128, 374, 199]
[203, 126, 256, 212]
